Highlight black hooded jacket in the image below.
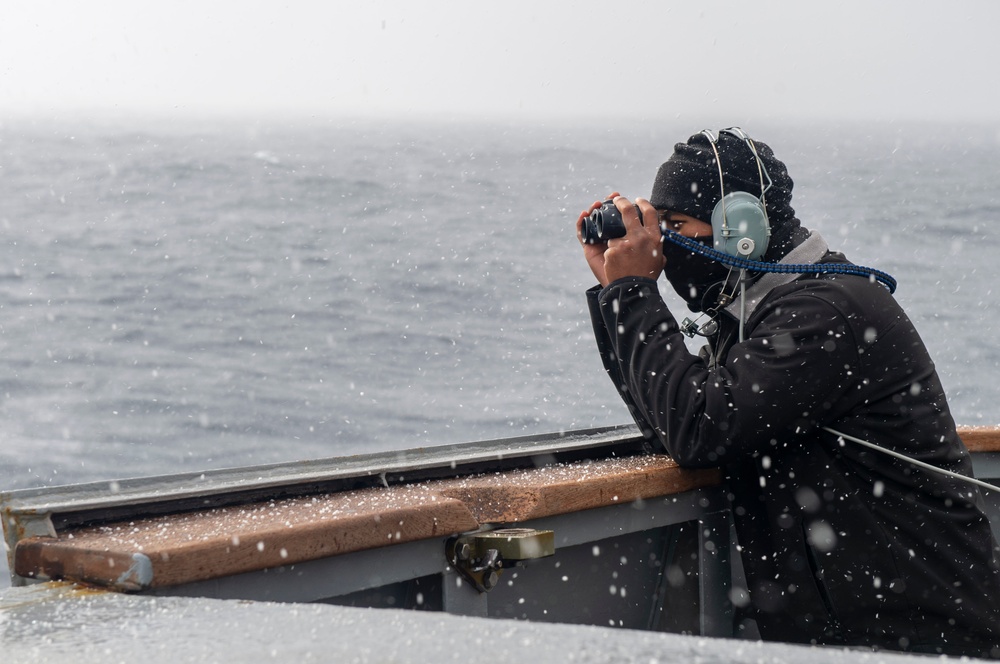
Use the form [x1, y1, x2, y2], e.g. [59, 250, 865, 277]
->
[587, 245, 1000, 656]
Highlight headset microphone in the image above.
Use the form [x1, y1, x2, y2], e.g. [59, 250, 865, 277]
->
[679, 285, 733, 338]
[680, 316, 719, 338]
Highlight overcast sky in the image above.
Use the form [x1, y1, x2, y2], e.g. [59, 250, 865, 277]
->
[2, 1, 998, 125]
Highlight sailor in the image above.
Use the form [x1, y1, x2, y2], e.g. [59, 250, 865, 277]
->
[576, 129, 1000, 657]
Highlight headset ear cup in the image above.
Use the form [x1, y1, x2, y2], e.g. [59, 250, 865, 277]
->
[711, 191, 771, 260]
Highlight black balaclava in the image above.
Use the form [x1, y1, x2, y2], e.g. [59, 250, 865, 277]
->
[650, 130, 806, 311]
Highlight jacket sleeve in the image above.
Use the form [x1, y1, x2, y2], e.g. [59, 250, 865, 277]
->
[593, 277, 861, 468]
[586, 285, 657, 443]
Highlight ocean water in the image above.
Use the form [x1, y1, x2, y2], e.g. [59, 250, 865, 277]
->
[1, 117, 999, 585]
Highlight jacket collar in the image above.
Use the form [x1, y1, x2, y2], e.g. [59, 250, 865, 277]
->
[722, 231, 830, 324]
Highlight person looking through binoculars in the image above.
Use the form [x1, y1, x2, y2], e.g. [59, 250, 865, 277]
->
[575, 128, 1000, 657]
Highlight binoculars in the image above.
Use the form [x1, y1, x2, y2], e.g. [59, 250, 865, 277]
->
[581, 199, 642, 244]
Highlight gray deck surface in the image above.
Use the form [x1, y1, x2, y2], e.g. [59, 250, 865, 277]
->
[0, 583, 932, 664]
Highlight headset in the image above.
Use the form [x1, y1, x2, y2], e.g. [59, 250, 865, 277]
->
[661, 129, 997, 497]
[702, 127, 772, 261]
[659, 127, 897, 295]
[665, 127, 893, 343]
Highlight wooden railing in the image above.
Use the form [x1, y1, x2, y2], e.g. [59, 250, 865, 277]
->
[7, 425, 1000, 596]
[12, 454, 721, 592]
[957, 425, 1000, 453]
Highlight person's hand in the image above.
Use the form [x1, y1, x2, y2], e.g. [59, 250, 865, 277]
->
[576, 193, 619, 287]
[603, 196, 665, 284]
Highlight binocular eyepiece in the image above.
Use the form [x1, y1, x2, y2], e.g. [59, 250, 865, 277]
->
[581, 199, 647, 244]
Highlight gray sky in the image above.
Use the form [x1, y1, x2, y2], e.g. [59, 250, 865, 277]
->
[2, 0, 998, 124]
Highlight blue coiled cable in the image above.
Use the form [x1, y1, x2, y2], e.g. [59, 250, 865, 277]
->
[660, 228, 898, 293]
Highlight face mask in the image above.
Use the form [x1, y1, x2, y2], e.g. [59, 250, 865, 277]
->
[661, 236, 731, 312]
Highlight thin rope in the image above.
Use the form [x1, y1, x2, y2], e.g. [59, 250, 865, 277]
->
[823, 426, 1000, 495]
[661, 229, 897, 293]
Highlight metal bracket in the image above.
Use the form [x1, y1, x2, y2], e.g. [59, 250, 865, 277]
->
[446, 528, 555, 593]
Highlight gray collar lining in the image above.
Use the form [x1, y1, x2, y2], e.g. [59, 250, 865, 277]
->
[723, 231, 830, 322]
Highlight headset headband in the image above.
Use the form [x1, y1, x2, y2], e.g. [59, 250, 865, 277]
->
[698, 127, 773, 260]
[700, 127, 773, 232]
